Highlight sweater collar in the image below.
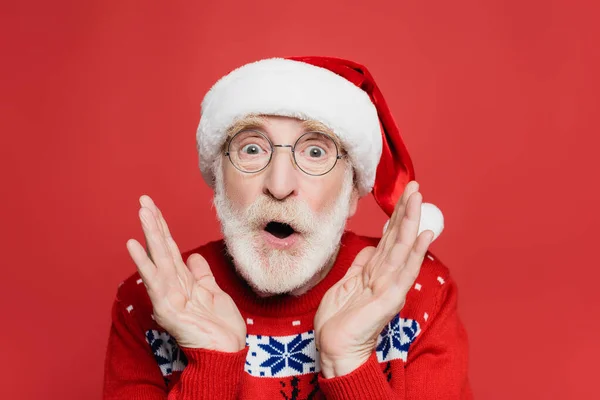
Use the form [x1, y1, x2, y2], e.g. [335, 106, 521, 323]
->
[201, 231, 369, 317]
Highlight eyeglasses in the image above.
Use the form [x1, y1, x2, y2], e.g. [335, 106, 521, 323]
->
[224, 129, 346, 176]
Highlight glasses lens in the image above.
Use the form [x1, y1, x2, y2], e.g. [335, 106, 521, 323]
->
[228, 130, 271, 172]
[294, 132, 339, 175]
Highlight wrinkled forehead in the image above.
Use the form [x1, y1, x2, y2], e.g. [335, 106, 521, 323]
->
[226, 114, 342, 147]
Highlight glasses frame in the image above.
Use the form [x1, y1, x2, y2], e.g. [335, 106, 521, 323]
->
[224, 129, 346, 176]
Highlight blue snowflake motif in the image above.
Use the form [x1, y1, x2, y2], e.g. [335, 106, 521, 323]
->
[376, 315, 420, 360]
[145, 330, 188, 384]
[258, 334, 314, 375]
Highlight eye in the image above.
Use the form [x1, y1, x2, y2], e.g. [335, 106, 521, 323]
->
[304, 146, 326, 158]
[241, 143, 265, 155]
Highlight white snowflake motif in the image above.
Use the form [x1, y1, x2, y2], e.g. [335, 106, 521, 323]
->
[375, 315, 421, 362]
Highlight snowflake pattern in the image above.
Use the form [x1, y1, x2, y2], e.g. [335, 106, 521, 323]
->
[375, 315, 421, 362]
[245, 331, 318, 377]
[145, 330, 188, 384]
[143, 317, 419, 382]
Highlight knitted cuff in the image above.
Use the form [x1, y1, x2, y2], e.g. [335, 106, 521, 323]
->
[177, 346, 249, 399]
[318, 352, 394, 400]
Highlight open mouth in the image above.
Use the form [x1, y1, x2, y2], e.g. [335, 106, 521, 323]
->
[264, 221, 296, 239]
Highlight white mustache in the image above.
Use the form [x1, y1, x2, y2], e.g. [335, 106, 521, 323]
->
[244, 196, 318, 235]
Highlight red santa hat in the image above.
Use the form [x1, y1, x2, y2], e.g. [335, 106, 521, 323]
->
[197, 56, 444, 240]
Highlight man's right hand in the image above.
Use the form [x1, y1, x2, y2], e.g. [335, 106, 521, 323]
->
[126, 195, 246, 352]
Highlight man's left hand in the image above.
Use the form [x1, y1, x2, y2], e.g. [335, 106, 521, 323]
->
[314, 181, 434, 378]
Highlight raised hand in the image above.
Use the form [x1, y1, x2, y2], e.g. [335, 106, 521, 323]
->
[314, 181, 434, 378]
[126, 195, 246, 352]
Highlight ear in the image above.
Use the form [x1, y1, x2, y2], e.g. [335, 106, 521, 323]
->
[211, 155, 223, 181]
[347, 187, 360, 219]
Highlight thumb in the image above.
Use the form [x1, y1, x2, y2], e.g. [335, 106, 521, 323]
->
[353, 246, 377, 267]
[339, 246, 377, 281]
[187, 254, 223, 294]
[186, 253, 213, 281]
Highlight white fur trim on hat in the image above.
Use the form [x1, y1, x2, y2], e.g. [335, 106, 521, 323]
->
[196, 58, 382, 196]
[382, 203, 445, 242]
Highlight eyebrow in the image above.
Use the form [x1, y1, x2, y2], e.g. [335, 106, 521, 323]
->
[301, 120, 343, 149]
[225, 115, 342, 148]
[226, 114, 268, 137]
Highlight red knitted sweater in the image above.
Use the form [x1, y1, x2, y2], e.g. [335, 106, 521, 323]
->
[103, 231, 472, 399]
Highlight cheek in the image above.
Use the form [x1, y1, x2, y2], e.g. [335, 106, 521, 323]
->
[223, 163, 262, 209]
[300, 172, 346, 213]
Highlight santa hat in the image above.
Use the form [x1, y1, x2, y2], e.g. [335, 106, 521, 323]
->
[197, 56, 444, 240]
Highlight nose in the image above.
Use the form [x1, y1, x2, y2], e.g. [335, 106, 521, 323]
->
[262, 147, 299, 200]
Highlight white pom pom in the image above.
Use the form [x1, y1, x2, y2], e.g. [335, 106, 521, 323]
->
[382, 202, 444, 241]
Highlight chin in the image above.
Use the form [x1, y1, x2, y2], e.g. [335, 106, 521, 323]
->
[230, 233, 321, 295]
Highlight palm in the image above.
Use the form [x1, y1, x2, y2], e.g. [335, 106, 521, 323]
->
[127, 195, 246, 352]
[315, 251, 395, 361]
[314, 181, 434, 374]
[150, 255, 245, 351]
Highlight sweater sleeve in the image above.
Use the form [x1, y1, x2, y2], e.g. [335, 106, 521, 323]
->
[103, 287, 249, 400]
[318, 275, 472, 399]
[167, 347, 248, 399]
[103, 297, 169, 399]
[403, 275, 472, 399]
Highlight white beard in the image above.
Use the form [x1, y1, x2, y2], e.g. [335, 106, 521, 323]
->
[212, 157, 354, 295]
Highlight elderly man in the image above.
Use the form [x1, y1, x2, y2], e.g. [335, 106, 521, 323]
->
[103, 57, 471, 399]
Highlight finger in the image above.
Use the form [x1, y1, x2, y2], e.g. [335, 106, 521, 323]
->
[186, 253, 212, 279]
[342, 246, 376, 285]
[126, 238, 158, 292]
[186, 253, 221, 291]
[372, 189, 421, 280]
[385, 181, 419, 242]
[139, 197, 167, 263]
[384, 191, 423, 269]
[143, 235, 152, 261]
[138, 197, 154, 261]
[139, 195, 167, 236]
[140, 197, 194, 298]
[393, 230, 434, 295]
[156, 208, 190, 284]
[139, 207, 178, 283]
[372, 230, 432, 309]
[352, 246, 377, 269]
[139, 195, 170, 256]
[140, 196, 166, 235]
[375, 181, 420, 261]
[140, 196, 189, 279]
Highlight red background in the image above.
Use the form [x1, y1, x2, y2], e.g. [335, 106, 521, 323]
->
[2, 1, 598, 398]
